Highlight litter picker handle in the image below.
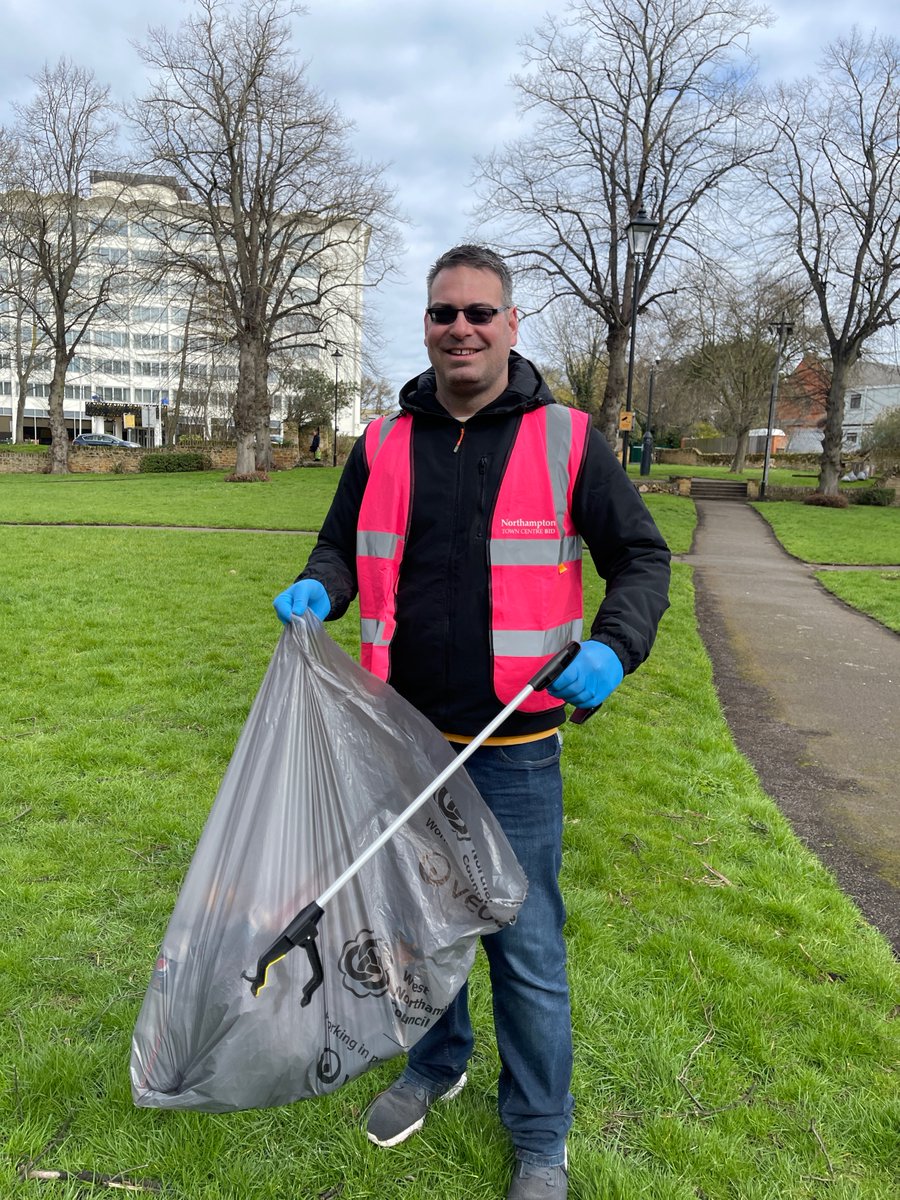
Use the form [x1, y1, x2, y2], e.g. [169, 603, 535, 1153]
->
[527, 642, 581, 691]
[530, 641, 600, 725]
[568, 705, 600, 725]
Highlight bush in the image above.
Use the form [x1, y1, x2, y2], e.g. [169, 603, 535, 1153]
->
[139, 451, 212, 473]
[803, 491, 849, 508]
[851, 486, 896, 506]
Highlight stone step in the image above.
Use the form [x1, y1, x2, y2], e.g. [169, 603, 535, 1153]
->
[690, 478, 748, 500]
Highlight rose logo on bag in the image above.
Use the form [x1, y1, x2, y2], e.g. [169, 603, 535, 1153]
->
[435, 786, 471, 841]
[338, 930, 390, 998]
[418, 850, 451, 887]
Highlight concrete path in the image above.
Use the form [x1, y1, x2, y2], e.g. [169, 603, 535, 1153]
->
[684, 501, 900, 954]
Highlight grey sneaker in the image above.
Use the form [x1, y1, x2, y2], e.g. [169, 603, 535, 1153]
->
[506, 1151, 568, 1199]
[365, 1072, 467, 1148]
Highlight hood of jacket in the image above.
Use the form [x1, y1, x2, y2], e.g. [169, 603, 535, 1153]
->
[398, 350, 556, 419]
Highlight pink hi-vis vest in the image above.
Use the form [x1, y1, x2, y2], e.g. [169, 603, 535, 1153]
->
[357, 405, 590, 711]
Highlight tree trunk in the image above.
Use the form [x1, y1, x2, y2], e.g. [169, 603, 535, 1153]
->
[730, 430, 750, 473]
[14, 380, 27, 444]
[48, 352, 69, 474]
[254, 347, 273, 471]
[600, 323, 629, 451]
[818, 355, 851, 495]
[234, 338, 261, 476]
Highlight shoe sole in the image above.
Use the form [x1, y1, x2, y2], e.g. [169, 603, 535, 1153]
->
[366, 1073, 467, 1148]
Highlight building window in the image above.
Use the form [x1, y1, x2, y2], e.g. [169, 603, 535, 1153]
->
[845, 432, 858, 443]
[134, 333, 169, 351]
[848, 393, 862, 410]
[97, 387, 132, 402]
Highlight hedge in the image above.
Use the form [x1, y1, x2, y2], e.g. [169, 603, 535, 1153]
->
[139, 451, 212, 473]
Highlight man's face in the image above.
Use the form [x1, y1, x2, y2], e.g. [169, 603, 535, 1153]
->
[424, 266, 518, 412]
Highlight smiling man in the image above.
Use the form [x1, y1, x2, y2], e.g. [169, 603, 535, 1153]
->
[423, 257, 519, 417]
[274, 244, 671, 1198]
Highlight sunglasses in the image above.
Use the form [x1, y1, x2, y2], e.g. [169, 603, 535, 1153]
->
[425, 304, 511, 326]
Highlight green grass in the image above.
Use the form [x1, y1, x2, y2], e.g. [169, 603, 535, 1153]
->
[1, 524, 897, 1198]
[815, 570, 900, 632]
[0, 468, 696, 556]
[751, 502, 900, 566]
[0, 468, 339, 531]
[626, 462, 846, 488]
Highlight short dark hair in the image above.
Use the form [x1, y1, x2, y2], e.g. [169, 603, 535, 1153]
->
[426, 244, 513, 306]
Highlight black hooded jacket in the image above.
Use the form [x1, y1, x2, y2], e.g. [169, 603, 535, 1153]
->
[301, 351, 671, 738]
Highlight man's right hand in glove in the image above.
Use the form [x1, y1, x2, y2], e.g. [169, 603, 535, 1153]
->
[273, 579, 331, 625]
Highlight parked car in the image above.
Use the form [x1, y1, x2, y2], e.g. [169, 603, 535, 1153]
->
[73, 433, 141, 448]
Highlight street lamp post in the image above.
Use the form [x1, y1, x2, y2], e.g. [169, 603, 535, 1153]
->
[331, 348, 342, 468]
[622, 207, 658, 470]
[760, 311, 793, 500]
[639, 359, 660, 477]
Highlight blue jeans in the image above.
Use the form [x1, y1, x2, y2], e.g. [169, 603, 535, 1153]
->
[403, 733, 573, 1167]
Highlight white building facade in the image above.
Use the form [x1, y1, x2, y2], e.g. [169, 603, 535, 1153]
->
[0, 173, 365, 447]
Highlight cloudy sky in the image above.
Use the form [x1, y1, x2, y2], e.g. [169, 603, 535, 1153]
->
[2, 0, 898, 394]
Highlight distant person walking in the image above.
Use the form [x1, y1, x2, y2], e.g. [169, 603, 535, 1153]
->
[309, 428, 321, 461]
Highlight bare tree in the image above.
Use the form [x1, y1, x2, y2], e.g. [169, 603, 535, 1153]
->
[0, 254, 46, 443]
[759, 29, 900, 494]
[129, 0, 399, 478]
[475, 0, 772, 451]
[359, 371, 394, 420]
[474, 0, 770, 449]
[531, 297, 608, 420]
[0, 61, 124, 472]
[665, 267, 807, 471]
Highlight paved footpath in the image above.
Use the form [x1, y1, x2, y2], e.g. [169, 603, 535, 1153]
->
[684, 501, 900, 954]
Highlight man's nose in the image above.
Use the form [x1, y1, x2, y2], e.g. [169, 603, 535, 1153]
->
[448, 310, 475, 333]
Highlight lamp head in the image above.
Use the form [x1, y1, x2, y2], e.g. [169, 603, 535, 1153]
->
[627, 207, 658, 258]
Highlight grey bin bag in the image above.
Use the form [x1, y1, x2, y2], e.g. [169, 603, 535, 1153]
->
[131, 612, 527, 1112]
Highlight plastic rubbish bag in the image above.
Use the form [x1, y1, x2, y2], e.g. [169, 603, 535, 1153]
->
[131, 613, 527, 1112]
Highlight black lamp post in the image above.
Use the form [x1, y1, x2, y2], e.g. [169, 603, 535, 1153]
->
[622, 206, 658, 470]
[759, 312, 793, 500]
[639, 358, 660, 476]
[331, 348, 342, 468]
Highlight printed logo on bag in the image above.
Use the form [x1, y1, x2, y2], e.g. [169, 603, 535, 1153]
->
[435, 786, 471, 841]
[316, 1047, 343, 1085]
[418, 850, 451, 887]
[338, 929, 390, 999]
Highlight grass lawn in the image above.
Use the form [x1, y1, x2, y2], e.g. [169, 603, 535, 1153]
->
[0, 470, 696, 556]
[0, 469, 339, 532]
[815, 571, 900, 633]
[751, 502, 900, 566]
[625, 462, 855, 489]
[1, 522, 897, 1198]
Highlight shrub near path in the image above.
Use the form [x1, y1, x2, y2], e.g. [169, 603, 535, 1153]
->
[1, 519, 897, 1198]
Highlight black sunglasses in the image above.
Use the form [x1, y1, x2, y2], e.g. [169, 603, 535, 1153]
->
[425, 304, 511, 326]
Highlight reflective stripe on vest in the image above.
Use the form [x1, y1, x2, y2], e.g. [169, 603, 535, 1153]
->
[356, 406, 589, 711]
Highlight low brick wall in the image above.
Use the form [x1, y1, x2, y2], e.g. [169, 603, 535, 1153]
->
[0, 445, 309, 474]
[0, 451, 51, 473]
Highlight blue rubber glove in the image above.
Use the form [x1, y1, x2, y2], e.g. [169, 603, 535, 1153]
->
[546, 639, 624, 708]
[273, 579, 331, 625]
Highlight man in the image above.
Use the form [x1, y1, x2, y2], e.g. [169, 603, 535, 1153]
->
[274, 245, 670, 1198]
